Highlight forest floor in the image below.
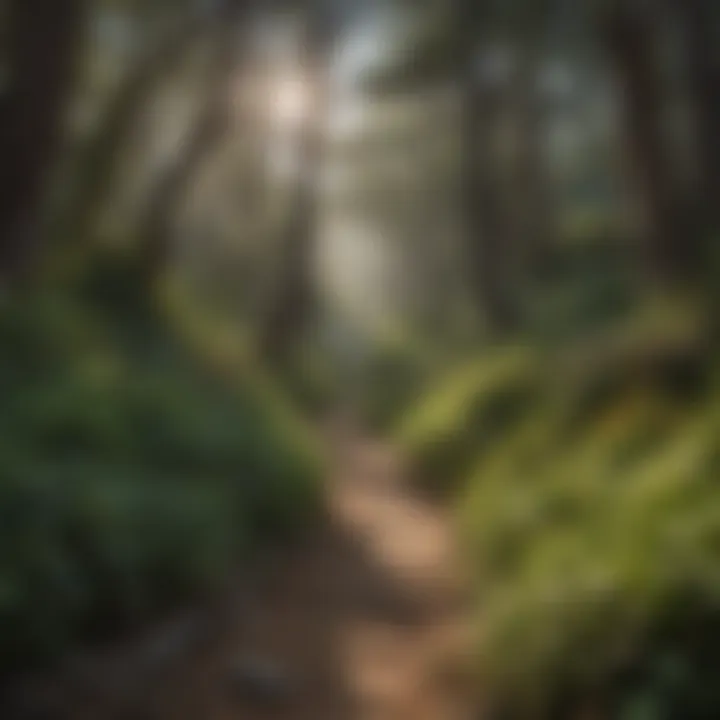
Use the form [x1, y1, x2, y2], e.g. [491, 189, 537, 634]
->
[8, 427, 478, 720]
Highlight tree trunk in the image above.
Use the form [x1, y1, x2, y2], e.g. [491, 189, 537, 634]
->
[260, 12, 334, 363]
[58, 15, 200, 249]
[458, 3, 519, 334]
[0, 0, 86, 279]
[510, 4, 556, 276]
[673, 0, 720, 239]
[138, 1, 243, 285]
[464, 84, 519, 332]
[601, 0, 691, 284]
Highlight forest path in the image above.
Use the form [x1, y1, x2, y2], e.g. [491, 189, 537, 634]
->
[20, 429, 478, 720]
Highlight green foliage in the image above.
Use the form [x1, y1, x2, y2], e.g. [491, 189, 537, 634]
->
[526, 238, 638, 342]
[0, 289, 322, 672]
[269, 344, 339, 421]
[398, 299, 719, 717]
[356, 336, 435, 434]
[396, 345, 541, 493]
[459, 387, 719, 718]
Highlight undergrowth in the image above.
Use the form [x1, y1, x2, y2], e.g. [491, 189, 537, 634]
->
[397, 294, 719, 718]
[0, 266, 323, 674]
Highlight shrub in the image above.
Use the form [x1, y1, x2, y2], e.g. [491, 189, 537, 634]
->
[0, 291, 322, 673]
[357, 339, 434, 433]
[452, 318, 718, 717]
[459, 401, 719, 718]
[396, 345, 541, 494]
[397, 297, 719, 716]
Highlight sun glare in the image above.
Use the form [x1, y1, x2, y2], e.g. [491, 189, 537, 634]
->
[270, 76, 309, 129]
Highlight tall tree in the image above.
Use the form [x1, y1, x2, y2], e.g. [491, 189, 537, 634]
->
[458, 0, 519, 332]
[138, 0, 246, 284]
[260, 3, 336, 362]
[672, 0, 720, 240]
[508, 0, 557, 275]
[57, 6, 202, 250]
[600, 0, 692, 284]
[0, 0, 86, 279]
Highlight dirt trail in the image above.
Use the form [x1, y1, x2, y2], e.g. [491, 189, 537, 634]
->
[14, 434, 476, 719]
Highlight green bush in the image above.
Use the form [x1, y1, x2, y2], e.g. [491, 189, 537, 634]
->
[459, 395, 719, 718]
[451, 323, 717, 717]
[0, 292, 322, 673]
[271, 344, 339, 420]
[357, 339, 434, 433]
[396, 345, 541, 494]
[398, 298, 719, 717]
